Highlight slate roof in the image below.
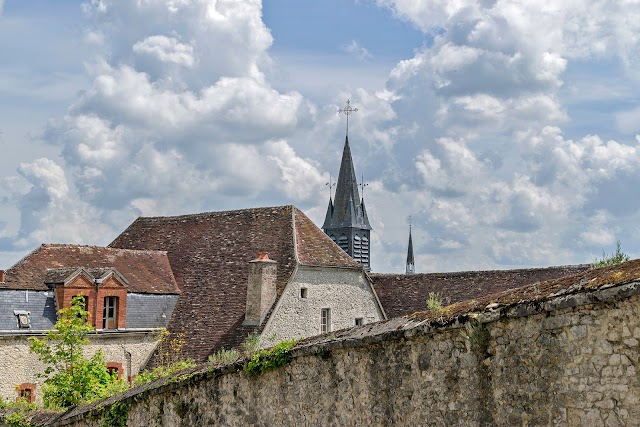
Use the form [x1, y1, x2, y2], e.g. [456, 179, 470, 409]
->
[1, 245, 179, 294]
[370, 265, 591, 318]
[109, 205, 362, 363]
[322, 136, 371, 231]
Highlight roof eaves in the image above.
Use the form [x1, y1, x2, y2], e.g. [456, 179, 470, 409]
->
[259, 206, 302, 334]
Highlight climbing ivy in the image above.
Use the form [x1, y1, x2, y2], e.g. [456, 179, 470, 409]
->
[101, 401, 131, 427]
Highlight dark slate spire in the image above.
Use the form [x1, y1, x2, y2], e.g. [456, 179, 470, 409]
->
[322, 197, 334, 230]
[406, 225, 415, 274]
[327, 136, 371, 230]
[323, 134, 372, 271]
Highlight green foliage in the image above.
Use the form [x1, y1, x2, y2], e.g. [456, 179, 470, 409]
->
[101, 401, 131, 427]
[0, 397, 38, 427]
[243, 339, 298, 377]
[208, 348, 240, 367]
[242, 333, 261, 358]
[460, 318, 490, 353]
[426, 292, 443, 311]
[4, 411, 31, 427]
[592, 240, 630, 268]
[133, 359, 196, 386]
[133, 330, 195, 386]
[28, 295, 125, 408]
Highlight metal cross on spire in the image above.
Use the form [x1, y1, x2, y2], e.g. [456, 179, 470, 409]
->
[338, 99, 358, 135]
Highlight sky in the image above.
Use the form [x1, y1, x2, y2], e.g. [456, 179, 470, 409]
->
[1, 0, 640, 274]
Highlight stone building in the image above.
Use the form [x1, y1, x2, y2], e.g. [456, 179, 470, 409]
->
[0, 244, 180, 403]
[109, 206, 385, 364]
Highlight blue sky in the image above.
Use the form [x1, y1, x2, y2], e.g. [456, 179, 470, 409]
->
[2, 0, 640, 273]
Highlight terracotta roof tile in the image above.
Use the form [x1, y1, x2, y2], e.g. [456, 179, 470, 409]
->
[109, 206, 301, 363]
[2, 245, 179, 294]
[370, 265, 590, 318]
[294, 208, 362, 268]
[409, 259, 640, 322]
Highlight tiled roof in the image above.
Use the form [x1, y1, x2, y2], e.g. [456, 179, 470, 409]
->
[43, 267, 125, 285]
[109, 205, 358, 363]
[409, 259, 640, 322]
[1, 245, 179, 294]
[370, 265, 590, 318]
[294, 209, 362, 268]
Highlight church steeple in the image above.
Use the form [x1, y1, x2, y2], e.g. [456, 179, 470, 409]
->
[323, 100, 372, 271]
[406, 224, 415, 274]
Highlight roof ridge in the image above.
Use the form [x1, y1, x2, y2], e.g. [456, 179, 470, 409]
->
[39, 244, 168, 255]
[369, 264, 591, 277]
[132, 205, 296, 221]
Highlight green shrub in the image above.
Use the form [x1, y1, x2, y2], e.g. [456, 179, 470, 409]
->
[208, 348, 240, 367]
[592, 240, 630, 268]
[243, 339, 298, 377]
[133, 359, 196, 386]
[0, 397, 38, 427]
[426, 292, 443, 311]
[242, 333, 261, 358]
[134, 330, 196, 386]
[28, 295, 125, 408]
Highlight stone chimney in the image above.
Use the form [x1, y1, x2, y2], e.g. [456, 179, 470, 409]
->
[0, 270, 4, 283]
[243, 252, 277, 326]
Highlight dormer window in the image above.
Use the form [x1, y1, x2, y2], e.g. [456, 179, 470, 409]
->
[13, 310, 31, 329]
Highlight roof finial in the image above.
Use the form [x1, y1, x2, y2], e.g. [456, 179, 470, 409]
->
[360, 173, 369, 201]
[338, 99, 358, 136]
[326, 173, 336, 199]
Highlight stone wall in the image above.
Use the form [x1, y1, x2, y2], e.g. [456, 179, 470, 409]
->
[260, 266, 385, 346]
[0, 331, 158, 404]
[26, 281, 640, 426]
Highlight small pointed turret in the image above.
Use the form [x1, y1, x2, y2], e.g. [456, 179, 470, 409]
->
[323, 135, 372, 271]
[406, 225, 415, 274]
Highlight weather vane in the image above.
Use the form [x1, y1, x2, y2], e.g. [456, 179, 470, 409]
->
[326, 174, 336, 199]
[338, 99, 358, 135]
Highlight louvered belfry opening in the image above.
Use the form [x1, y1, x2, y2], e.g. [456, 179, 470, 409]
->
[322, 135, 372, 271]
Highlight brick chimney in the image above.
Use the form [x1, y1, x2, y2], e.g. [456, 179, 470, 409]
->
[243, 252, 277, 326]
[0, 270, 4, 283]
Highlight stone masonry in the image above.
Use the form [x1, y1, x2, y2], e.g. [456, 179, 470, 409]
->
[0, 331, 158, 405]
[10, 275, 640, 426]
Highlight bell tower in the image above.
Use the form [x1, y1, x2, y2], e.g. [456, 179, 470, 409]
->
[406, 223, 415, 274]
[322, 100, 372, 271]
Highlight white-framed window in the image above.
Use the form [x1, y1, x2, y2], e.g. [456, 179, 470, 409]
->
[103, 296, 118, 329]
[354, 317, 364, 326]
[321, 308, 331, 333]
[300, 287, 308, 299]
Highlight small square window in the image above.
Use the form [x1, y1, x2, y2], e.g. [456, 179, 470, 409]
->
[300, 288, 308, 299]
[106, 362, 123, 379]
[354, 318, 364, 326]
[16, 383, 36, 403]
[13, 310, 31, 329]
